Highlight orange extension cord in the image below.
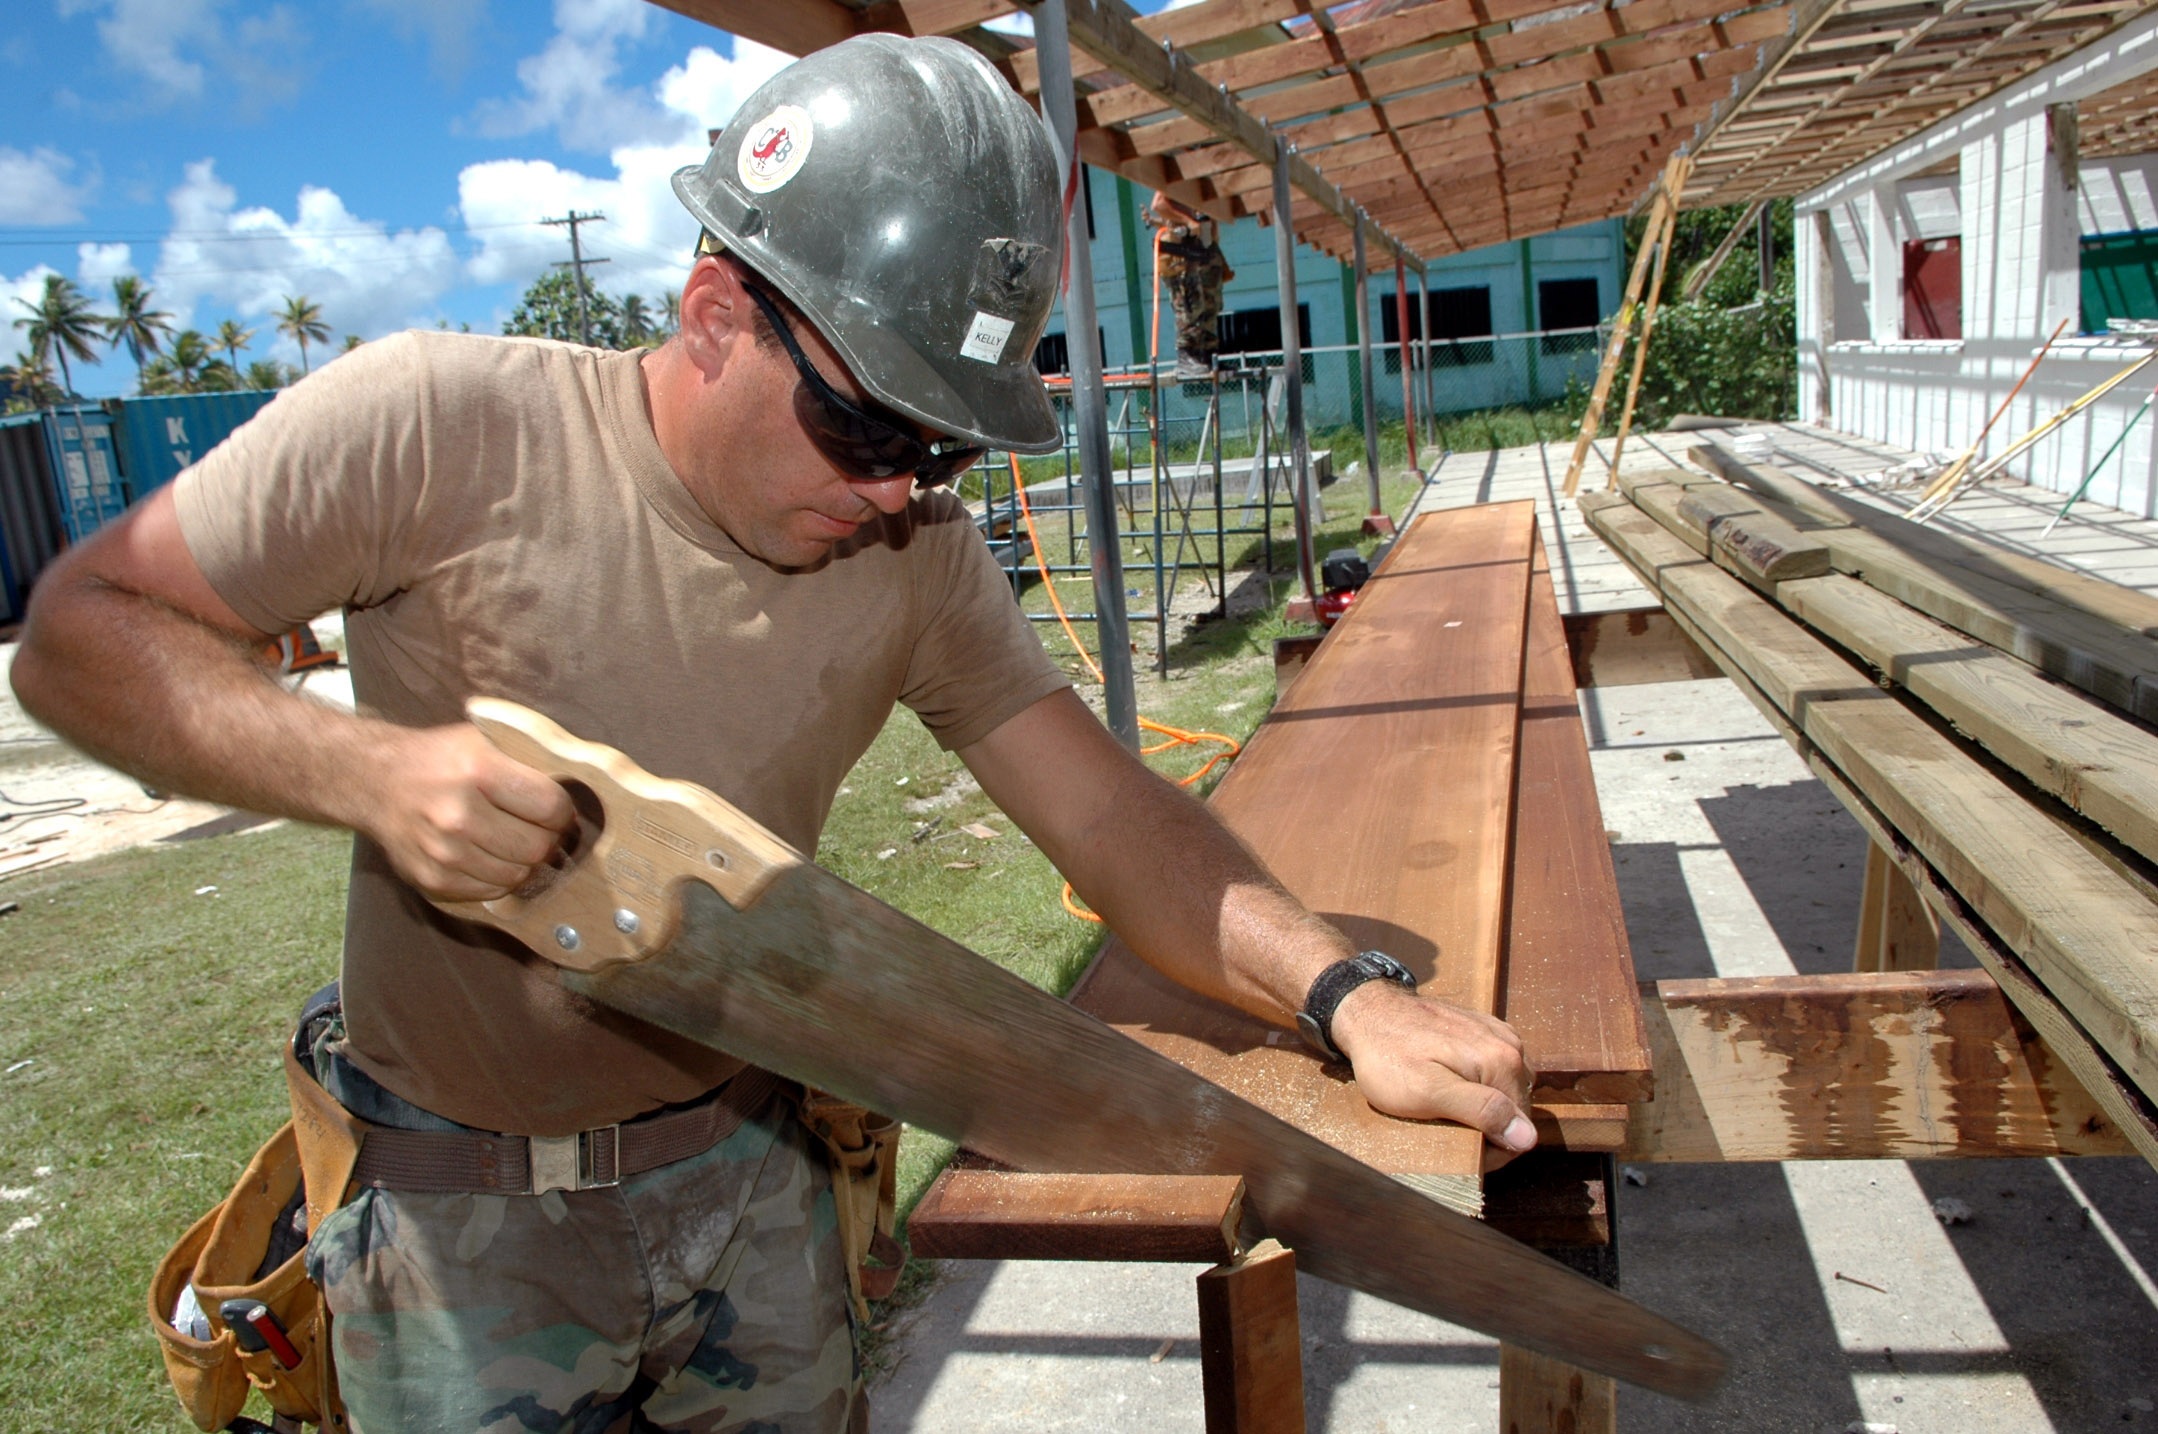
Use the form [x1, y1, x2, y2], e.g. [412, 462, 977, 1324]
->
[1006, 452, 1242, 922]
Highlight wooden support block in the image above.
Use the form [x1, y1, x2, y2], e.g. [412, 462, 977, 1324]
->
[1854, 840, 1940, 974]
[1500, 1345, 1617, 1434]
[1676, 486, 1832, 588]
[1621, 968, 2125, 1163]
[1562, 607, 1721, 688]
[1197, 1239, 1306, 1434]
[906, 1171, 1244, 1263]
[1529, 1102, 1632, 1152]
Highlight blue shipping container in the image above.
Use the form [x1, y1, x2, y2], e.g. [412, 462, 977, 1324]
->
[0, 412, 67, 625]
[42, 404, 128, 543]
[111, 390, 278, 498]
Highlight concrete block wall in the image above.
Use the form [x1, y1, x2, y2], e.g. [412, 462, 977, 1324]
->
[1796, 7, 2158, 516]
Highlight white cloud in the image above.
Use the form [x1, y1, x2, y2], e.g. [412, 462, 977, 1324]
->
[456, 37, 791, 309]
[151, 160, 461, 354]
[982, 11, 1032, 38]
[77, 243, 135, 290]
[54, 0, 305, 112]
[3, 265, 62, 361]
[467, 0, 675, 153]
[0, 147, 92, 225]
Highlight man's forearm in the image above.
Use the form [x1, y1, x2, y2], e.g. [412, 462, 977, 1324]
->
[12, 572, 399, 833]
[1055, 759, 1353, 1024]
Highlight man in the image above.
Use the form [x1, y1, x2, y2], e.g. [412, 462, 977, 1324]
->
[12, 35, 1531, 1434]
[1149, 191, 1235, 380]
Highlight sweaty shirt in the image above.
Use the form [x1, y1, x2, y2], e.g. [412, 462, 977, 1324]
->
[175, 330, 1069, 1134]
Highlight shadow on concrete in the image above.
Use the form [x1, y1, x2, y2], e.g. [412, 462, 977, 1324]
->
[1909, 1156, 2158, 1433]
[1616, 1164, 1867, 1433]
[1606, 840, 1718, 981]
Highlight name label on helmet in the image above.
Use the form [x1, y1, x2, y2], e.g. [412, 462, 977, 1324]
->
[738, 105, 813, 194]
[959, 311, 1017, 365]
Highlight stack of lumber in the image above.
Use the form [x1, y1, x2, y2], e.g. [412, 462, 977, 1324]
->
[1580, 451, 2158, 1171]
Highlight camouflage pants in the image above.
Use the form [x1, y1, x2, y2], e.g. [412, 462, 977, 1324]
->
[305, 1044, 861, 1433]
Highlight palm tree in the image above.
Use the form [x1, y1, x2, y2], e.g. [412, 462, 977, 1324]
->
[244, 359, 288, 391]
[622, 293, 655, 347]
[662, 291, 680, 338]
[107, 275, 174, 390]
[276, 295, 329, 375]
[0, 347, 61, 412]
[167, 329, 214, 391]
[340, 333, 363, 354]
[215, 318, 255, 372]
[12, 275, 105, 397]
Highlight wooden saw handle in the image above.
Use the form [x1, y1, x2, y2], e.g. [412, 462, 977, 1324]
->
[434, 698, 803, 973]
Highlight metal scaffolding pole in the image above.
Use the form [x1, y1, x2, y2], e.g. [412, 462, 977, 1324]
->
[1417, 264, 1436, 448]
[1273, 145, 1319, 605]
[1394, 254, 1421, 478]
[1352, 212, 1389, 535]
[1034, 0, 1137, 748]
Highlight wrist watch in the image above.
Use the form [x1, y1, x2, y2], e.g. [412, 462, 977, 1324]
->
[1295, 950, 1417, 1062]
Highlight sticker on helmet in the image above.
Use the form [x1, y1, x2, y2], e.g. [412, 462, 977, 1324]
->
[960, 311, 1016, 365]
[738, 105, 813, 194]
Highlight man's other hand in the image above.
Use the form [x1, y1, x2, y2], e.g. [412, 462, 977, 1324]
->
[1329, 982, 1537, 1160]
[368, 723, 576, 902]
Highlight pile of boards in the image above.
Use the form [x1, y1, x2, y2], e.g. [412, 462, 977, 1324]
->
[1581, 448, 2158, 1171]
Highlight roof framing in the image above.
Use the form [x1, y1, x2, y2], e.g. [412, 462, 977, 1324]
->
[652, 0, 2158, 265]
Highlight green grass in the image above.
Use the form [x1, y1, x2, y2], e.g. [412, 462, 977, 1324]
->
[0, 435, 1430, 1424]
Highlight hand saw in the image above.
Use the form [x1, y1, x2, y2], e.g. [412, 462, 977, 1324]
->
[438, 698, 1724, 1400]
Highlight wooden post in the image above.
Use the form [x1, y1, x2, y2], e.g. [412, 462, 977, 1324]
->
[1197, 1239, 1306, 1433]
[1854, 840, 1940, 973]
[1563, 155, 1688, 496]
[1606, 155, 1693, 490]
[1501, 1345, 1617, 1434]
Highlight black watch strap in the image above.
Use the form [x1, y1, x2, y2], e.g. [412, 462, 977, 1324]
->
[1295, 950, 1416, 1062]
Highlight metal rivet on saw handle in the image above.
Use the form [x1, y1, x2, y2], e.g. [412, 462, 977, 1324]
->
[613, 908, 640, 935]
[554, 924, 581, 952]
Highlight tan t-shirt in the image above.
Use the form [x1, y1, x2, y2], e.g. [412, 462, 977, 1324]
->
[176, 330, 1069, 1134]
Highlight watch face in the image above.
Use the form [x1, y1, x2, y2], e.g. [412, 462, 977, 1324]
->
[1295, 1010, 1338, 1060]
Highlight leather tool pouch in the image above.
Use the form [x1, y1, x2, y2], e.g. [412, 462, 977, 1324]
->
[797, 1090, 906, 1321]
[148, 985, 360, 1431]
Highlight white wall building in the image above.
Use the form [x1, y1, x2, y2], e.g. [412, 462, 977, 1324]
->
[1794, 8, 2158, 518]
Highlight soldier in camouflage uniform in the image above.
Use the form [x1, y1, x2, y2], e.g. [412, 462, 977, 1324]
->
[1151, 193, 1234, 380]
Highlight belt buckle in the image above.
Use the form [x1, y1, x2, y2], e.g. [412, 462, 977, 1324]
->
[527, 1128, 622, 1194]
[528, 1134, 581, 1195]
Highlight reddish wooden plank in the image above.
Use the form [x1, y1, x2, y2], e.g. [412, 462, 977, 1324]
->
[1504, 528, 1655, 1110]
[1070, 502, 1539, 1181]
[907, 1171, 1243, 1263]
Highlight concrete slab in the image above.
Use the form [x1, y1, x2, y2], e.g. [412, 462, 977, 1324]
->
[883, 432, 2158, 1432]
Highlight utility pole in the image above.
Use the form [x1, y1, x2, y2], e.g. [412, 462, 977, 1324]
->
[542, 210, 609, 345]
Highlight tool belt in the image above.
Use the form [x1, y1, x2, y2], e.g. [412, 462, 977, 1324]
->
[798, 1091, 906, 1322]
[149, 986, 357, 1432]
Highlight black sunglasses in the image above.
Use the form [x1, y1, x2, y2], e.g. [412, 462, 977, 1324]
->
[738, 281, 985, 489]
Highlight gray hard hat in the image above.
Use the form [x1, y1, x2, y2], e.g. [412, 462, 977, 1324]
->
[672, 34, 1065, 454]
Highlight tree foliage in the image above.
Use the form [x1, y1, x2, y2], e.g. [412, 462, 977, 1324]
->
[503, 269, 628, 347]
[1597, 198, 1799, 427]
[107, 275, 174, 387]
[12, 274, 106, 397]
[277, 294, 330, 374]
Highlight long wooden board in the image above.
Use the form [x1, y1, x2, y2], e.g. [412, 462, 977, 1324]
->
[1584, 496, 2158, 1128]
[1504, 529, 1654, 1108]
[1070, 501, 1539, 1200]
[1623, 970, 2125, 1162]
[1775, 572, 2158, 870]
[1689, 448, 2158, 722]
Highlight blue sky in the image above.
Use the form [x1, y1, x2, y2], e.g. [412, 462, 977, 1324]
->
[2, 0, 1183, 397]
